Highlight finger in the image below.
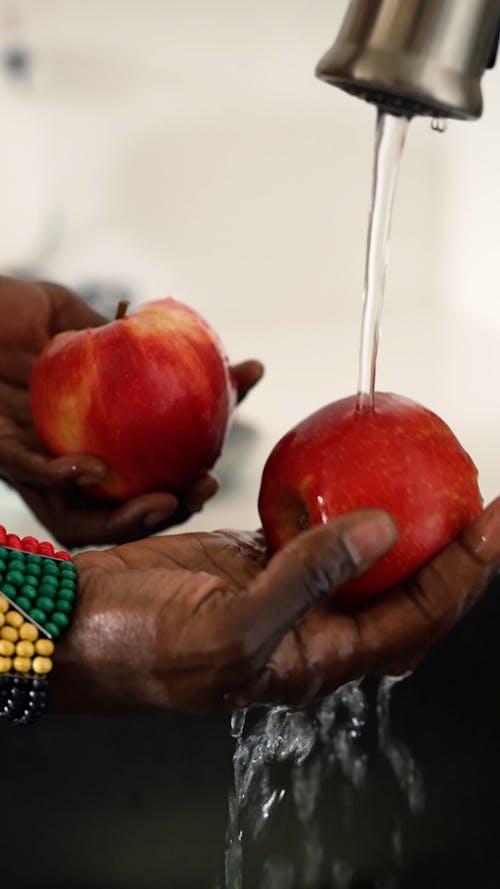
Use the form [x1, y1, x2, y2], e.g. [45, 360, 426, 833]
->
[227, 510, 396, 675]
[16, 484, 181, 547]
[461, 495, 500, 564]
[252, 498, 500, 707]
[135, 475, 219, 531]
[13, 465, 216, 546]
[231, 360, 264, 404]
[1, 445, 108, 487]
[49, 454, 109, 486]
[185, 474, 219, 510]
[115, 476, 220, 536]
[40, 281, 108, 334]
[182, 475, 219, 512]
[0, 382, 31, 425]
[355, 495, 500, 661]
[87, 491, 181, 542]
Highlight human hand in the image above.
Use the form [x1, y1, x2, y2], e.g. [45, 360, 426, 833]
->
[0, 276, 263, 547]
[51, 498, 500, 713]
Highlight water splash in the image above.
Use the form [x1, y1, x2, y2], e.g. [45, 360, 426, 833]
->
[261, 857, 294, 889]
[223, 676, 425, 888]
[377, 675, 425, 815]
[431, 117, 447, 133]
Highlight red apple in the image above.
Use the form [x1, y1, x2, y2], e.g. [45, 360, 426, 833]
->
[30, 297, 237, 499]
[258, 392, 482, 604]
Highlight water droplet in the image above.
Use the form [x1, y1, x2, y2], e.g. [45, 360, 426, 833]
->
[230, 709, 247, 739]
[431, 117, 447, 133]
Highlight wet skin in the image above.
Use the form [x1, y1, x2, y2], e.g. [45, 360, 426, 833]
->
[52, 498, 500, 713]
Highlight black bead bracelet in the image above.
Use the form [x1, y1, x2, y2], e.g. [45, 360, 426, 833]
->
[0, 675, 49, 726]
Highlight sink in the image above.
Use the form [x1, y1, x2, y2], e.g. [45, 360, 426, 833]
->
[2, 575, 500, 888]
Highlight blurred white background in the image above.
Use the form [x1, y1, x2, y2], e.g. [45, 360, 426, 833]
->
[0, 0, 499, 540]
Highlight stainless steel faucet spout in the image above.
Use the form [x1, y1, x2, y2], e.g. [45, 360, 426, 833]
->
[316, 0, 500, 119]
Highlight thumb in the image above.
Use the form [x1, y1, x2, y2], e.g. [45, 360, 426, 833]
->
[41, 281, 108, 333]
[231, 359, 264, 404]
[236, 509, 397, 666]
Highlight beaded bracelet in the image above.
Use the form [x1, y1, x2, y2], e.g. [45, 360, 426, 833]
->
[0, 527, 77, 726]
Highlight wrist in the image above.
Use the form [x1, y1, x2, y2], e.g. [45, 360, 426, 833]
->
[49, 554, 126, 713]
[50, 550, 161, 714]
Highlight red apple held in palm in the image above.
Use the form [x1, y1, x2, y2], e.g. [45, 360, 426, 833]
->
[258, 392, 482, 604]
[30, 297, 237, 499]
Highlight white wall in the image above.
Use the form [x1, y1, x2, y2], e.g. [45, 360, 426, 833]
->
[0, 0, 498, 539]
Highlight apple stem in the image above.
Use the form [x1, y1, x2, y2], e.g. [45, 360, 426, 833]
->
[115, 300, 130, 320]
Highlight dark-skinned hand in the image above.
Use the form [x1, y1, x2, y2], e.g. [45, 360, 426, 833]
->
[51, 498, 500, 713]
[0, 276, 263, 548]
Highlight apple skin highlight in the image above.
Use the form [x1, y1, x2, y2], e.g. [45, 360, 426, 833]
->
[30, 298, 236, 500]
[258, 392, 482, 604]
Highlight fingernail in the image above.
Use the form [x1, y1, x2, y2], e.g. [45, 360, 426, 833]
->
[341, 513, 397, 567]
[143, 510, 173, 529]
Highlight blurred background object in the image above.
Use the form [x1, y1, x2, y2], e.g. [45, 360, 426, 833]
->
[0, 0, 499, 539]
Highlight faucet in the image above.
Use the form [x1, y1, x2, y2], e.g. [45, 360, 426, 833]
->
[316, 0, 500, 120]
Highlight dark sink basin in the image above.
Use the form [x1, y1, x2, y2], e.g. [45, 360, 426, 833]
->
[2, 575, 500, 889]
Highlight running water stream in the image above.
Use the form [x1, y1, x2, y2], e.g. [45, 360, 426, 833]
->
[222, 110, 429, 888]
[356, 110, 408, 410]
